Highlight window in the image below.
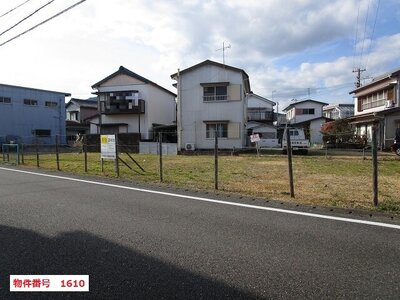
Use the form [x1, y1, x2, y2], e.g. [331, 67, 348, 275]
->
[68, 111, 79, 121]
[32, 129, 51, 137]
[24, 99, 38, 106]
[0, 97, 11, 104]
[45, 101, 58, 108]
[296, 108, 315, 115]
[360, 90, 387, 111]
[206, 123, 228, 138]
[203, 85, 228, 101]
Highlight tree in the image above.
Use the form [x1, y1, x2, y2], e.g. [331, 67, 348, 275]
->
[320, 119, 355, 147]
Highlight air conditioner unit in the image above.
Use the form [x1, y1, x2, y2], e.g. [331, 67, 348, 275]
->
[185, 143, 195, 151]
[385, 100, 394, 108]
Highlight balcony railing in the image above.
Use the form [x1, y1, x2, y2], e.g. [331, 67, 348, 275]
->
[360, 99, 386, 111]
[248, 110, 274, 122]
[101, 99, 145, 115]
[203, 95, 228, 102]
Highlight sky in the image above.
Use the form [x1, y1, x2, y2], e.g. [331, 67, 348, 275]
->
[0, 0, 399, 111]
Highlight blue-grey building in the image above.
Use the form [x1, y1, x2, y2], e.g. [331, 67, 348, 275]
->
[0, 83, 70, 145]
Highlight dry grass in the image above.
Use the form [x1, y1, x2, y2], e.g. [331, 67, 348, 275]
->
[16, 151, 400, 213]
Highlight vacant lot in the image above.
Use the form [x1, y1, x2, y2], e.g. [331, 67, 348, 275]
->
[17, 152, 400, 213]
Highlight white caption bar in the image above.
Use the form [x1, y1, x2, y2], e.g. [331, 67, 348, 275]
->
[10, 275, 89, 292]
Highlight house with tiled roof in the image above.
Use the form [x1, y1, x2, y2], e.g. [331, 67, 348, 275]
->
[348, 67, 400, 149]
[66, 97, 98, 144]
[282, 99, 331, 145]
[91, 66, 176, 141]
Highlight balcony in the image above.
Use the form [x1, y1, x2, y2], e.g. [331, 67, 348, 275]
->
[101, 99, 145, 115]
[247, 109, 274, 122]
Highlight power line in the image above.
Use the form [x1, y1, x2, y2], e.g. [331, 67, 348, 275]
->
[0, 0, 56, 39]
[0, 0, 87, 48]
[352, 2, 361, 69]
[0, 0, 32, 19]
[364, 0, 381, 72]
[358, 0, 371, 68]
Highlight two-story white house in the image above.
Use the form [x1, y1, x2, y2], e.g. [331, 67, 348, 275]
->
[91, 66, 176, 140]
[171, 60, 251, 151]
[282, 99, 330, 145]
[246, 92, 276, 141]
[348, 68, 400, 149]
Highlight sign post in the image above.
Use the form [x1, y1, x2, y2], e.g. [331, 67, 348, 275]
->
[100, 135, 117, 175]
[250, 133, 261, 156]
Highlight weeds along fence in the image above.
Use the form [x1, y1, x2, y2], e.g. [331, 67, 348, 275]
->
[1, 132, 399, 211]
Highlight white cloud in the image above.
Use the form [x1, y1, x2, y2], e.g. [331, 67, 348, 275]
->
[0, 0, 397, 107]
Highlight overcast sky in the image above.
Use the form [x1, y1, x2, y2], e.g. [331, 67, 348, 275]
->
[1, 0, 399, 110]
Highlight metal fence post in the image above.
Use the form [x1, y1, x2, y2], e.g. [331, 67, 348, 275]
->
[115, 134, 119, 177]
[159, 132, 163, 182]
[55, 135, 60, 171]
[84, 134, 88, 172]
[35, 136, 40, 168]
[372, 123, 378, 206]
[286, 128, 295, 198]
[21, 143, 24, 164]
[214, 130, 218, 190]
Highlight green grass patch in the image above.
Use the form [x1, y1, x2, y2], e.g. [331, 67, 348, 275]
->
[12, 152, 400, 213]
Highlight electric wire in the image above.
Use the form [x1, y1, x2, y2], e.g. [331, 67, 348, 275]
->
[0, 0, 32, 19]
[359, 0, 372, 69]
[0, 0, 56, 38]
[364, 0, 381, 74]
[0, 0, 87, 47]
[352, 2, 361, 69]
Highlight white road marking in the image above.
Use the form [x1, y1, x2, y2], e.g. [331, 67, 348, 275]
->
[1, 166, 399, 230]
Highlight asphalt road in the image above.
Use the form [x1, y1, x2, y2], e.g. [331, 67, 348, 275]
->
[0, 167, 399, 299]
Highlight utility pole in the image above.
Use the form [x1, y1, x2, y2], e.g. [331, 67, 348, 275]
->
[353, 68, 366, 88]
[272, 90, 278, 125]
[216, 42, 231, 65]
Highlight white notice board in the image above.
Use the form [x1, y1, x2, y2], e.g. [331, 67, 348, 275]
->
[100, 135, 116, 159]
[250, 134, 260, 143]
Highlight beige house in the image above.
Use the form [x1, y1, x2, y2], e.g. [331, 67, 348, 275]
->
[91, 66, 176, 140]
[348, 67, 400, 149]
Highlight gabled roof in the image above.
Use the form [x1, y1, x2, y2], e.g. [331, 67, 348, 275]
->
[292, 116, 333, 126]
[66, 98, 98, 109]
[323, 103, 354, 110]
[349, 67, 400, 94]
[247, 92, 276, 106]
[282, 99, 329, 112]
[92, 66, 176, 97]
[170, 59, 251, 93]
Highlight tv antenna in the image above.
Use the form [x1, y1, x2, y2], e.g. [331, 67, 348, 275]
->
[216, 42, 231, 65]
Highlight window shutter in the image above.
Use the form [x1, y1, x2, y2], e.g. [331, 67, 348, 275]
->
[357, 98, 362, 112]
[227, 84, 241, 101]
[388, 88, 394, 101]
[228, 122, 240, 139]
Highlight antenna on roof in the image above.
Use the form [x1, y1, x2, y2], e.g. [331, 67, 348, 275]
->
[216, 42, 231, 65]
